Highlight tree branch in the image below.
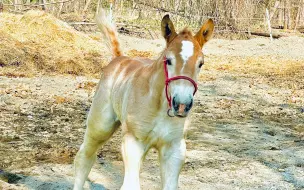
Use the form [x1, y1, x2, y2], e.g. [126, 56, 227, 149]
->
[3, 0, 74, 7]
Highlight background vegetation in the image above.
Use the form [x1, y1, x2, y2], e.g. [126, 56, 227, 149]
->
[1, 0, 304, 38]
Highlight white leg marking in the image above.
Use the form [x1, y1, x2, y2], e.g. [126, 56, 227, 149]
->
[159, 139, 186, 190]
[121, 134, 145, 190]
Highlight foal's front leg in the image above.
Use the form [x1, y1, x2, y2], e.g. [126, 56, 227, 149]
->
[121, 133, 145, 190]
[159, 139, 186, 190]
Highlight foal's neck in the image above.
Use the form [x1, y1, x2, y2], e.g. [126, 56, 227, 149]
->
[148, 52, 168, 110]
[151, 52, 166, 84]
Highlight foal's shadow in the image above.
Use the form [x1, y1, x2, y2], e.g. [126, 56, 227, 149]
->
[88, 182, 106, 190]
[0, 169, 106, 190]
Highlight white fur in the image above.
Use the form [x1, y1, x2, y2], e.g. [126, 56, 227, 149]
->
[107, 65, 120, 86]
[121, 134, 144, 190]
[180, 41, 194, 64]
[172, 84, 194, 104]
[152, 115, 185, 142]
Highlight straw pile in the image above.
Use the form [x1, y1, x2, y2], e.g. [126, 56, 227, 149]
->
[0, 10, 108, 76]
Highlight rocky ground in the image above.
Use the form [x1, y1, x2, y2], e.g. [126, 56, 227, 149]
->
[1, 35, 304, 190]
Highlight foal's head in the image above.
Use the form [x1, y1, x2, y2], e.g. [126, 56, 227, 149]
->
[161, 15, 214, 117]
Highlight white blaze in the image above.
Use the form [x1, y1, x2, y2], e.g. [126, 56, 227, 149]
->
[180, 41, 194, 64]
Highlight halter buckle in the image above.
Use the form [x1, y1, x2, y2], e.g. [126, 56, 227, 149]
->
[167, 109, 175, 117]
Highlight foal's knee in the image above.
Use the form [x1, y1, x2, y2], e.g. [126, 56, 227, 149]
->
[76, 136, 101, 159]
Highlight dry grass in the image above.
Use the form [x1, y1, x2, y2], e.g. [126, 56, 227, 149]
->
[126, 49, 156, 58]
[0, 11, 159, 77]
[201, 55, 304, 89]
[1, 10, 303, 84]
[0, 10, 108, 76]
[76, 81, 98, 91]
[204, 56, 304, 77]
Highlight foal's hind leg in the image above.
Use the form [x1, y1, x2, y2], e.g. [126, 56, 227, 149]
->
[73, 100, 120, 190]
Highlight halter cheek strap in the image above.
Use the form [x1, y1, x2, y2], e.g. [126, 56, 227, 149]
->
[163, 57, 198, 110]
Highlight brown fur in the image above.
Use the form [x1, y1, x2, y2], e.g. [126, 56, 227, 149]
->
[106, 28, 122, 57]
[95, 8, 122, 58]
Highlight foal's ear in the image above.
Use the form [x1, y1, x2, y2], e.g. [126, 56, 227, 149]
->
[161, 14, 177, 45]
[194, 19, 214, 47]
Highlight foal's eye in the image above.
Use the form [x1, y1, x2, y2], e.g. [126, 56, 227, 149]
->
[199, 62, 204, 68]
[166, 59, 172, 65]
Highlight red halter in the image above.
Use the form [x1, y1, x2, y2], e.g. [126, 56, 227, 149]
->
[163, 57, 198, 109]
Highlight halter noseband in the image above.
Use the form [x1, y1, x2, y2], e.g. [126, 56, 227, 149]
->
[163, 57, 198, 116]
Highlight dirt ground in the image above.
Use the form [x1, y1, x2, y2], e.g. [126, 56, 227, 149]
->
[1, 34, 304, 190]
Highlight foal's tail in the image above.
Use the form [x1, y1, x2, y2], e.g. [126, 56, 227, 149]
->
[95, 8, 122, 58]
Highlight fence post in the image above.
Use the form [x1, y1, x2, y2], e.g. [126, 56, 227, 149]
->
[266, 8, 273, 41]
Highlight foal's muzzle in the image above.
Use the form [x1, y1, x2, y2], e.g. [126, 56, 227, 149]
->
[172, 96, 193, 117]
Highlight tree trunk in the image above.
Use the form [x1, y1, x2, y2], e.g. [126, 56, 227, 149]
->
[50, 0, 56, 14]
[266, 8, 273, 41]
[57, 2, 64, 17]
[74, 0, 79, 14]
[287, 1, 292, 29]
[137, 4, 143, 19]
[40, 0, 47, 10]
[294, 3, 301, 30]
[82, 0, 92, 15]
[95, 0, 101, 15]
[0, 1, 3, 13]
[283, 0, 288, 29]
[14, 0, 22, 11]
[120, 0, 124, 13]
[300, 0, 304, 27]
[270, 1, 280, 20]
[279, 7, 283, 28]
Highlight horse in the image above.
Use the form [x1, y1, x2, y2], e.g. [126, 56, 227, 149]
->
[73, 9, 214, 190]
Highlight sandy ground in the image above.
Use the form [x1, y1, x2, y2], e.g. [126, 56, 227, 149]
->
[1, 35, 304, 190]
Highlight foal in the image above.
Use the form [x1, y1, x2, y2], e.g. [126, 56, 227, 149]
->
[74, 11, 214, 190]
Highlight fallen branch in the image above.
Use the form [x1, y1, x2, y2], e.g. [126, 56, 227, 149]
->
[68, 22, 155, 39]
[8, 8, 31, 13]
[117, 23, 154, 39]
[68, 22, 96, 25]
[246, 31, 283, 38]
[3, 0, 74, 7]
[297, 26, 304, 33]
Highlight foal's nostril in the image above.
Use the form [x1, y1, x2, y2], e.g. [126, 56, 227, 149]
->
[172, 96, 193, 113]
[185, 99, 193, 112]
[172, 96, 179, 110]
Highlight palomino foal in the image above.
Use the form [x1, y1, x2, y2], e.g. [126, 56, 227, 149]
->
[74, 12, 214, 190]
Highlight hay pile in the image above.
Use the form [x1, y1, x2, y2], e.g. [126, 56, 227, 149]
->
[0, 10, 108, 76]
